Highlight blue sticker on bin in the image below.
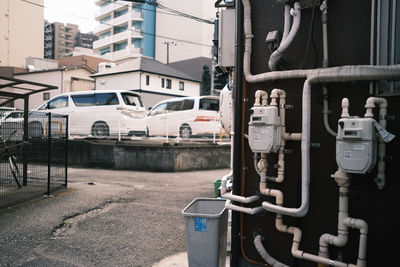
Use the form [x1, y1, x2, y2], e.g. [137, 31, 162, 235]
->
[194, 217, 207, 232]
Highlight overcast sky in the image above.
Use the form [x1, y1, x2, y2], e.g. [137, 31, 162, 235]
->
[44, 0, 98, 33]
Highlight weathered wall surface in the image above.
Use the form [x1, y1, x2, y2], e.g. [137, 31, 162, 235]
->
[67, 140, 231, 171]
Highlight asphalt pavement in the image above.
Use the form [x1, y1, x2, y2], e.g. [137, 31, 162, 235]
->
[0, 167, 231, 267]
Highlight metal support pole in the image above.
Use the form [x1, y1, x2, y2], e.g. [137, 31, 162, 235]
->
[23, 96, 29, 186]
[65, 115, 68, 188]
[231, 0, 244, 266]
[47, 112, 51, 195]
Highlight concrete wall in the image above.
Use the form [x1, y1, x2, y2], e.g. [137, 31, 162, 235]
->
[67, 140, 230, 171]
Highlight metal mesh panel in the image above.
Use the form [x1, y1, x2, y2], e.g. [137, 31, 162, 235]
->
[0, 111, 68, 209]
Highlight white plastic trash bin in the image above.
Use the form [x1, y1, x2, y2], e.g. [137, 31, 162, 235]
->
[182, 198, 228, 267]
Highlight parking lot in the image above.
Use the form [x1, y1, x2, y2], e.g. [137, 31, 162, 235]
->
[0, 167, 229, 267]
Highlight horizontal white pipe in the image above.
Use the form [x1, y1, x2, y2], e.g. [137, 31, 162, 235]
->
[225, 199, 264, 215]
[222, 192, 260, 204]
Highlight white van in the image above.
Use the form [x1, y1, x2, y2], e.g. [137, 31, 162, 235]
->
[34, 90, 147, 137]
[145, 96, 221, 138]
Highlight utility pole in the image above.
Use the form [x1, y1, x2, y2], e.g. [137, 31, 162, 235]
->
[163, 41, 176, 64]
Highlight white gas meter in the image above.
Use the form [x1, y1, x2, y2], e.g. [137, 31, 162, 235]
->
[336, 117, 377, 174]
[248, 106, 281, 153]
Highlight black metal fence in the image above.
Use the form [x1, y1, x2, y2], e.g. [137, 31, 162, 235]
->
[0, 111, 68, 210]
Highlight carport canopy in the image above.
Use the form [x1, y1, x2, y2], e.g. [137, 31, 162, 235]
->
[0, 75, 57, 106]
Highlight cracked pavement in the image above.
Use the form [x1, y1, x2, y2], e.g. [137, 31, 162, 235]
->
[0, 167, 229, 267]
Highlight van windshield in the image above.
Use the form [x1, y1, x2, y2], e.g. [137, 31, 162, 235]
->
[199, 98, 219, 111]
[121, 93, 143, 107]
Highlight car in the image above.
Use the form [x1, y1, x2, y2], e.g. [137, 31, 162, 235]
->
[0, 110, 46, 140]
[145, 96, 222, 138]
[33, 90, 147, 137]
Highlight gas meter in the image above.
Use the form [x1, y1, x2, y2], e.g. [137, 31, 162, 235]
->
[248, 106, 281, 153]
[336, 117, 377, 174]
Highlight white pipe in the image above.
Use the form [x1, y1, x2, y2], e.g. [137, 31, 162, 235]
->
[262, 65, 400, 217]
[282, 5, 292, 42]
[254, 90, 268, 107]
[364, 97, 388, 189]
[225, 199, 264, 215]
[318, 170, 368, 267]
[269, 3, 301, 71]
[254, 235, 290, 267]
[341, 98, 350, 118]
[220, 171, 233, 195]
[270, 89, 286, 183]
[321, 0, 337, 137]
[222, 192, 260, 204]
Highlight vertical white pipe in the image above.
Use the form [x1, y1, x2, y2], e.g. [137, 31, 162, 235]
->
[269, 2, 301, 71]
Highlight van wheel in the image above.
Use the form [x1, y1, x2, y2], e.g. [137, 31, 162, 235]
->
[28, 121, 43, 138]
[179, 124, 192, 139]
[92, 121, 109, 136]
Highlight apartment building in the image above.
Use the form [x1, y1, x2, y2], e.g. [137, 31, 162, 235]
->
[0, 0, 44, 67]
[93, 0, 156, 63]
[75, 32, 99, 49]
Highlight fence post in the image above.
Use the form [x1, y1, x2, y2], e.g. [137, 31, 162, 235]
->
[65, 115, 68, 188]
[23, 96, 29, 186]
[47, 112, 51, 196]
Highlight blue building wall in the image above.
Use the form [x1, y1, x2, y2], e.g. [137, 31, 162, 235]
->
[142, 2, 156, 58]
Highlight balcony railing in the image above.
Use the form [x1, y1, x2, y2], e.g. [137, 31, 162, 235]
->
[93, 35, 112, 49]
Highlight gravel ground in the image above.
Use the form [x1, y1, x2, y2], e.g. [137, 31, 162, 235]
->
[0, 167, 229, 267]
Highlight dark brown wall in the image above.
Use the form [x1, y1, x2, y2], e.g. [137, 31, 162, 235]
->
[236, 0, 399, 266]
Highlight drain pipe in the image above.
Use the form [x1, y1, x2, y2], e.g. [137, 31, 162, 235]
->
[254, 234, 290, 267]
[320, 0, 337, 137]
[319, 169, 368, 267]
[364, 97, 389, 189]
[269, 2, 301, 71]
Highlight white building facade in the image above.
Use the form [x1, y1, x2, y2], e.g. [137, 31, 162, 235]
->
[92, 57, 201, 108]
[93, 0, 156, 63]
[92, 0, 216, 64]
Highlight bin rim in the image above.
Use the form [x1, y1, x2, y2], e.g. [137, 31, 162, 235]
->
[182, 197, 227, 218]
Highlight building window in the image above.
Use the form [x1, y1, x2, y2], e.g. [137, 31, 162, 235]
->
[100, 0, 111, 7]
[114, 24, 128, 34]
[179, 81, 184, 91]
[113, 41, 127, 51]
[146, 75, 150, 85]
[43, 93, 50, 100]
[114, 8, 128, 18]
[132, 22, 142, 30]
[100, 15, 111, 23]
[166, 79, 172, 89]
[99, 46, 110, 55]
[161, 78, 165, 88]
[99, 31, 110, 39]
[131, 38, 142, 49]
